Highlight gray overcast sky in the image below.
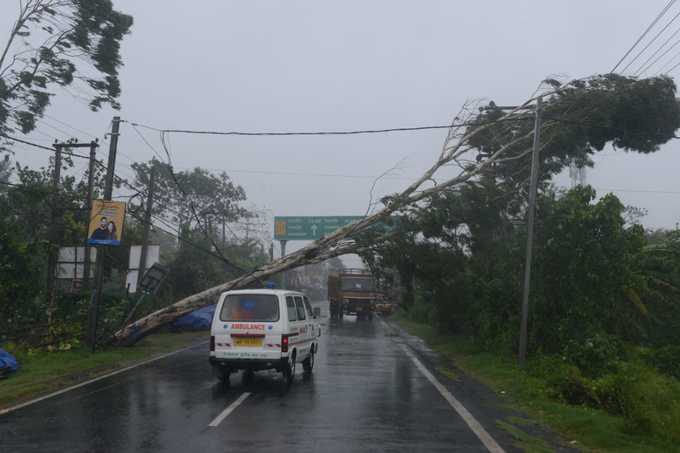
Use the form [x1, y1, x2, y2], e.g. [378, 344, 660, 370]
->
[3, 1, 680, 256]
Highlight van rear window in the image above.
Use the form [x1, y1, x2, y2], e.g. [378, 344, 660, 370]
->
[220, 294, 280, 322]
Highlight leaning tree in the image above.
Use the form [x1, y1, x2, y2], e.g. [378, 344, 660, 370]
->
[113, 74, 680, 345]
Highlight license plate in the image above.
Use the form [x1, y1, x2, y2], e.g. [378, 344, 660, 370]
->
[234, 337, 263, 347]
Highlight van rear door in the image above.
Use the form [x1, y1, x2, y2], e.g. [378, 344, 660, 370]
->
[213, 293, 282, 359]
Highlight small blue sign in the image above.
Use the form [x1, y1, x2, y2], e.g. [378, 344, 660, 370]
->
[223, 324, 230, 330]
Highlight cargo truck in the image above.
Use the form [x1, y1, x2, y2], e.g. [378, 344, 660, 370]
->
[327, 269, 383, 320]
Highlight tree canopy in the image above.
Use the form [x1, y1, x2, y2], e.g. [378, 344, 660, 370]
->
[0, 0, 133, 139]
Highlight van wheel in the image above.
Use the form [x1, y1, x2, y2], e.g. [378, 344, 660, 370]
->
[282, 356, 295, 389]
[217, 369, 231, 387]
[303, 350, 315, 374]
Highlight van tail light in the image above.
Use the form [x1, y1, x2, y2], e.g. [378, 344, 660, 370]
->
[281, 335, 289, 353]
[210, 335, 215, 352]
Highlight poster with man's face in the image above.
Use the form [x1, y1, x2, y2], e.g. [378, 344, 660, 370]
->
[88, 200, 126, 246]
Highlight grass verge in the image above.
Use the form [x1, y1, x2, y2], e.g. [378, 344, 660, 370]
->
[0, 331, 207, 411]
[393, 316, 680, 453]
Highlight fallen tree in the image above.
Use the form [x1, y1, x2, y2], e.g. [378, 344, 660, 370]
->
[113, 74, 680, 345]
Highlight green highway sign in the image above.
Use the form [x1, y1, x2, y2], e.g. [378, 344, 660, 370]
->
[274, 216, 364, 241]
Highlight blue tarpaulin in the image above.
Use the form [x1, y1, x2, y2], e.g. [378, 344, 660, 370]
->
[0, 348, 19, 378]
[170, 304, 216, 331]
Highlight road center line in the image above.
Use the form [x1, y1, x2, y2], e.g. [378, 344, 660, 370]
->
[398, 344, 506, 453]
[208, 392, 251, 427]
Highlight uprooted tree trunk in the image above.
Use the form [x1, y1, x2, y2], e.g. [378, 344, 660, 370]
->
[113, 74, 680, 345]
[113, 103, 531, 345]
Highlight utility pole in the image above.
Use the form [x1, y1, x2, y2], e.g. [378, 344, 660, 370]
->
[88, 116, 121, 351]
[83, 140, 98, 290]
[137, 163, 155, 292]
[518, 97, 543, 365]
[46, 141, 64, 326]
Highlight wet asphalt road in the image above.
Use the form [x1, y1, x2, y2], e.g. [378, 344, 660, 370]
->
[0, 306, 512, 453]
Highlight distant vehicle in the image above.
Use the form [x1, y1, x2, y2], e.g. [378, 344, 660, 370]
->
[327, 269, 383, 320]
[209, 289, 321, 388]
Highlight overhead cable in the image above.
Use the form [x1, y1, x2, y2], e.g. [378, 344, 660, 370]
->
[634, 22, 680, 75]
[611, 0, 678, 73]
[621, 7, 680, 74]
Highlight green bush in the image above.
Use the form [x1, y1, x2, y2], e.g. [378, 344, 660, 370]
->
[530, 354, 680, 443]
[406, 291, 433, 324]
[646, 345, 680, 380]
[561, 333, 626, 377]
[530, 356, 599, 406]
[593, 363, 680, 443]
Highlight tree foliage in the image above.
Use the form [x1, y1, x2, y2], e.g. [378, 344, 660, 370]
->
[468, 75, 680, 189]
[360, 75, 680, 362]
[0, 0, 133, 139]
[130, 160, 250, 233]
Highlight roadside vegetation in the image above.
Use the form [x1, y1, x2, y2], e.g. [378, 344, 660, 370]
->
[359, 77, 680, 451]
[372, 186, 680, 451]
[395, 316, 680, 453]
[0, 331, 207, 411]
[0, 159, 269, 351]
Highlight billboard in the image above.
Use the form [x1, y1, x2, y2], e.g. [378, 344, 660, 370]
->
[88, 200, 126, 246]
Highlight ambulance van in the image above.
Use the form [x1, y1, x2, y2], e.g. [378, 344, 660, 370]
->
[209, 289, 321, 387]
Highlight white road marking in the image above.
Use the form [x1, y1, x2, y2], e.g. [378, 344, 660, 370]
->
[398, 344, 506, 453]
[0, 342, 206, 416]
[208, 392, 251, 427]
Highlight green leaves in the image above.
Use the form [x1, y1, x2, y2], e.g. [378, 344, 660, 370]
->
[468, 75, 680, 188]
[0, 0, 133, 135]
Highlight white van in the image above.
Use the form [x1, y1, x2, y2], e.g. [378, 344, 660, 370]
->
[209, 289, 321, 387]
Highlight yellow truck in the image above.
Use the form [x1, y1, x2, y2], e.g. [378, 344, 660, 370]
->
[328, 269, 383, 320]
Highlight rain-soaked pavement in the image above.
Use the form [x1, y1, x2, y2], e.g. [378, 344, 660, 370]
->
[0, 305, 560, 453]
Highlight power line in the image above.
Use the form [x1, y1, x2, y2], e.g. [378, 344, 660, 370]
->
[596, 186, 680, 195]
[658, 47, 680, 72]
[2, 137, 255, 270]
[0, 133, 92, 159]
[171, 166, 415, 181]
[128, 123, 165, 161]
[42, 114, 98, 139]
[39, 120, 74, 140]
[665, 55, 680, 73]
[637, 35, 680, 76]
[30, 128, 60, 142]
[612, 0, 678, 73]
[621, 6, 680, 74]
[158, 130, 244, 267]
[126, 120, 486, 137]
[128, 210, 248, 269]
[634, 22, 680, 75]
